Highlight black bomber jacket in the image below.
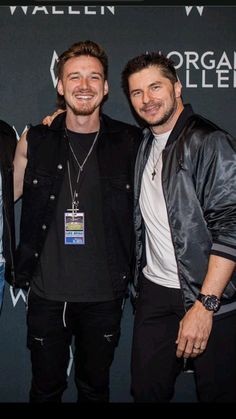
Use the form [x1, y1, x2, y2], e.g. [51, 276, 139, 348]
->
[133, 104, 236, 309]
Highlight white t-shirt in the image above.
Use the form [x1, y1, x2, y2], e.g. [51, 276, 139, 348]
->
[139, 131, 180, 289]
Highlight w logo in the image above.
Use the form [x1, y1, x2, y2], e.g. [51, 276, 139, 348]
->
[13, 125, 29, 141]
[185, 6, 204, 16]
[9, 286, 26, 307]
[50, 50, 59, 88]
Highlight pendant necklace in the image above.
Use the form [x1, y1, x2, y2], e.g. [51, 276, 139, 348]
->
[151, 140, 163, 181]
[65, 128, 99, 212]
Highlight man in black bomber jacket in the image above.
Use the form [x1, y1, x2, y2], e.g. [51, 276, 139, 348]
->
[122, 51, 236, 402]
[0, 120, 17, 310]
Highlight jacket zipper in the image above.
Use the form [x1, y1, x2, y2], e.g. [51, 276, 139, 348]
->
[161, 151, 187, 312]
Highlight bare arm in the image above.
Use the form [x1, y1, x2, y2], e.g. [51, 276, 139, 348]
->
[200, 254, 235, 297]
[176, 255, 236, 358]
[13, 130, 28, 201]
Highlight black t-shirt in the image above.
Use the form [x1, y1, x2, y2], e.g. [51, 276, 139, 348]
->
[32, 130, 114, 302]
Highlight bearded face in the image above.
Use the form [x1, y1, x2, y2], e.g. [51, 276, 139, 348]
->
[57, 55, 108, 118]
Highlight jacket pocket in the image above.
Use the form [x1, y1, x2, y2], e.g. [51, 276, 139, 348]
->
[109, 176, 133, 218]
[24, 168, 53, 188]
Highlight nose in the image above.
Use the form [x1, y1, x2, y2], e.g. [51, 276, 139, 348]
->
[79, 77, 89, 89]
[142, 90, 151, 104]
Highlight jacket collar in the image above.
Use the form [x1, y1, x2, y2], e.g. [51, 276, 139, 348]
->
[166, 103, 194, 147]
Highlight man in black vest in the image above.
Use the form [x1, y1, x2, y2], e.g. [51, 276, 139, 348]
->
[13, 40, 141, 402]
[0, 121, 16, 311]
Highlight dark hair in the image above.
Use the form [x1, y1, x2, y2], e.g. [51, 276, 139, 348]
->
[121, 52, 178, 98]
[56, 40, 108, 109]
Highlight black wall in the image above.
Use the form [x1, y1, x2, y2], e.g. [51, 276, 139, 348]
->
[0, 5, 235, 402]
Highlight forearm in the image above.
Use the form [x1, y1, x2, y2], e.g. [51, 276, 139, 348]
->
[13, 171, 23, 201]
[200, 254, 236, 298]
[176, 255, 235, 358]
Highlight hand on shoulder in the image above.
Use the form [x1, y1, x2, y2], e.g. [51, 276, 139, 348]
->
[42, 109, 65, 126]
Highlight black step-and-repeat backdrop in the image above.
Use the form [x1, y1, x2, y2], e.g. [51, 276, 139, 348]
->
[0, 5, 235, 402]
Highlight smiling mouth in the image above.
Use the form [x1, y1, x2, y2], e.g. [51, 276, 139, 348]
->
[143, 107, 160, 116]
[142, 103, 161, 114]
[75, 95, 94, 101]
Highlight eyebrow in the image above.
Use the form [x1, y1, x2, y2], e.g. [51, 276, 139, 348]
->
[67, 71, 103, 78]
[130, 81, 162, 95]
[130, 88, 142, 95]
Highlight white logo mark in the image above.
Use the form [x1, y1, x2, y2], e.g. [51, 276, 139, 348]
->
[9, 286, 26, 307]
[185, 6, 204, 16]
[50, 51, 59, 88]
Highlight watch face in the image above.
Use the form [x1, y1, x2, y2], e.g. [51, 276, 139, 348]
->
[203, 295, 220, 311]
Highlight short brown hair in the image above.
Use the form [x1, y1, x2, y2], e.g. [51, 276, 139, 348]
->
[121, 52, 178, 98]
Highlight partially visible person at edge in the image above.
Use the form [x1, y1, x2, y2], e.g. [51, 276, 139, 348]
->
[13, 40, 141, 403]
[0, 120, 17, 311]
[121, 51, 236, 403]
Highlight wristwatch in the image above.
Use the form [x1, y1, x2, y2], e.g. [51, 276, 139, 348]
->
[197, 293, 221, 313]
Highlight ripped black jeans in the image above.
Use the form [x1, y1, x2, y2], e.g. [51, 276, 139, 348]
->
[27, 290, 123, 403]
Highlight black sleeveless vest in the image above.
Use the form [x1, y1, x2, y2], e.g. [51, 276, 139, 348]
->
[15, 112, 142, 299]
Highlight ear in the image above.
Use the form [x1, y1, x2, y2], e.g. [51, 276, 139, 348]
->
[104, 80, 109, 96]
[57, 79, 64, 97]
[174, 79, 182, 98]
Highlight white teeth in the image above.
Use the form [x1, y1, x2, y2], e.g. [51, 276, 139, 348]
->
[76, 95, 92, 100]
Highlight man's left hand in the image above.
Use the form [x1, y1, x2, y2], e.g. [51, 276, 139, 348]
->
[175, 301, 213, 358]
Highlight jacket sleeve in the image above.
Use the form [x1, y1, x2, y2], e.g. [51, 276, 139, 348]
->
[0, 120, 17, 156]
[195, 130, 236, 262]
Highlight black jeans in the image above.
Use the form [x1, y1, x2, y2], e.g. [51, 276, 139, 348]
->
[131, 275, 236, 402]
[27, 290, 123, 403]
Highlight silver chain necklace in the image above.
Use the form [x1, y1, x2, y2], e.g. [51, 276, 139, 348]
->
[65, 128, 99, 211]
[151, 140, 163, 181]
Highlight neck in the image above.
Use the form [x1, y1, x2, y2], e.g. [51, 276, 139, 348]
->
[65, 110, 100, 133]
